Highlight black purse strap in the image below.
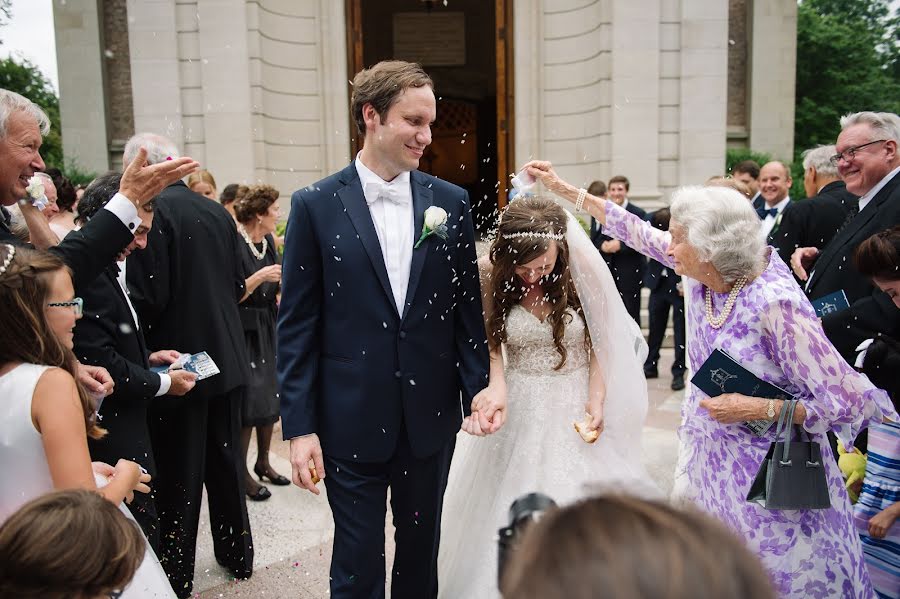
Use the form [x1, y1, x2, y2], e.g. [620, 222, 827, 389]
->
[777, 400, 798, 465]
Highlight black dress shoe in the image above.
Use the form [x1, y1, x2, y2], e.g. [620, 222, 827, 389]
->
[671, 373, 685, 391]
[246, 484, 271, 501]
[254, 464, 291, 486]
[644, 367, 659, 379]
[215, 558, 252, 580]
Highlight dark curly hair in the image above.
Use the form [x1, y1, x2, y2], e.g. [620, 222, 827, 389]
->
[233, 184, 279, 225]
[487, 196, 589, 369]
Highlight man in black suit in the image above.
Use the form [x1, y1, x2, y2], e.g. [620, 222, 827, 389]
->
[794, 111, 900, 361]
[72, 171, 197, 551]
[595, 175, 647, 326]
[0, 89, 198, 400]
[771, 145, 855, 268]
[757, 161, 793, 243]
[277, 61, 494, 598]
[731, 159, 763, 210]
[642, 208, 686, 391]
[124, 134, 253, 598]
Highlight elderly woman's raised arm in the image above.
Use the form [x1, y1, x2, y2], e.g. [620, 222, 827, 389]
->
[524, 161, 674, 268]
[763, 295, 898, 448]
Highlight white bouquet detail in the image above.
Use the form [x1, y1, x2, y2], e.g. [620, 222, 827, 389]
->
[415, 206, 449, 249]
[24, 175, 48, 210]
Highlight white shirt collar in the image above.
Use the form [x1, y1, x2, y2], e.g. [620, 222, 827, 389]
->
[767, 196, 790, 213]
[355, 153, 411, 199]
[858, 165, 900, 212]
[621, 198, 629, 210]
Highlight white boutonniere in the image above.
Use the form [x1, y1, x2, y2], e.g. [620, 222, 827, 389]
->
[415, 206, 449, 248]
[24, 175, 48, 210]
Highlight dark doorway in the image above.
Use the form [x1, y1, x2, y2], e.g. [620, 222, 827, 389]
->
[346, 0, 514, 234]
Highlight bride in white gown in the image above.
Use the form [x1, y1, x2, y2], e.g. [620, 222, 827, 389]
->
[439, 196, 660, 598]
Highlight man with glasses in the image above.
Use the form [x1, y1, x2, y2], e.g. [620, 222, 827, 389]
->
[70, 171, 197, 554]
[792, 111, 900, 362]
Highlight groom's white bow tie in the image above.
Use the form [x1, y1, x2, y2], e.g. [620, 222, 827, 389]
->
[365, 180, 409, 206]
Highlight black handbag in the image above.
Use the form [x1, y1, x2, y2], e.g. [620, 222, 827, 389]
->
[746, 399, 832, 510]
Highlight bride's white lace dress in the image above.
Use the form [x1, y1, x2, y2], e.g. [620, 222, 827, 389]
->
[438, 305, 659, 598]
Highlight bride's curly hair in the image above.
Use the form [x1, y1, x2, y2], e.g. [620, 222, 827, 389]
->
[487, 196, 589, 370]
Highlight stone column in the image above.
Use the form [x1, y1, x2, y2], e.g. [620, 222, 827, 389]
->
[610, 0, 661, 202]
[53, 0, 110, 173]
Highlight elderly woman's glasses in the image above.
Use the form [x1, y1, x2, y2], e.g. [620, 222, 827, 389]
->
[47, 297, 84, 317]
[829, 140, 887, 165]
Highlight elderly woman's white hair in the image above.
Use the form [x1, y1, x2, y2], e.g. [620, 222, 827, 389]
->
[123, 132, 180, 166]
[670, 185, 766, 285]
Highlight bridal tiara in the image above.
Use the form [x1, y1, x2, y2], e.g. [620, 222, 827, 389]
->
[503, 230, 564, 241]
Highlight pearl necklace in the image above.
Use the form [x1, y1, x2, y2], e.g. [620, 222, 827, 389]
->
[238, 224, 267, 260]
[704, 275, 748, 329]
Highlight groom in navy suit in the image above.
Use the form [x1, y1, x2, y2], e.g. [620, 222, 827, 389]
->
[277, 61, 498, 598]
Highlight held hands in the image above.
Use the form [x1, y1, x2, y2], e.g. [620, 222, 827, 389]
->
[289, 434, 325, 495]
[791, 247, 819, 281]
[462, 385, 508, 436]
[119, 147, 200, 207]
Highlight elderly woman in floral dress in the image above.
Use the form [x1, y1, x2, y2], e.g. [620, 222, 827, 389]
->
[524, 160, 897, 598]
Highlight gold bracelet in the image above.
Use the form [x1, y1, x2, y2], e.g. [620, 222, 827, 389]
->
[575, 188, 587, 212]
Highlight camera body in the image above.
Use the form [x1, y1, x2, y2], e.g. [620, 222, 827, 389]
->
[496, 492, 556, 589]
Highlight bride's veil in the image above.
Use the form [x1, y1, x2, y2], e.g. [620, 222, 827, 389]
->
[564, 210, 651, 472]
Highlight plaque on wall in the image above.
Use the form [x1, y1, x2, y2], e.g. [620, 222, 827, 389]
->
[393, 12, 466, 67]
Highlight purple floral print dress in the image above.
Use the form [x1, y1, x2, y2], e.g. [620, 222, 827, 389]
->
[603, 202, 897, 598]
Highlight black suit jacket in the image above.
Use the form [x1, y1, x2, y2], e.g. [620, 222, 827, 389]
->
[752, 193, 764, 212]
[593, 201, 647, 292]
[805, 172, 900, 360]
[276, 163, 490, 461]
[770, 181, 856, 267]
[75, 264, 162, 472]
[643, 259, 681, 295]
[0, 205, 132, 290]
[126, 182, 249, 399]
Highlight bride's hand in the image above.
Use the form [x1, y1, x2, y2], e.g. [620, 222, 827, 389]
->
[471, 385, 507, 434]
[585, 396, 605, 433]
[521, 160, 567, 198]
[461, 411, 487, 436]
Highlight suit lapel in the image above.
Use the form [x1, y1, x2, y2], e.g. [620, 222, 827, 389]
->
[809, 172, 900, 292]
[106, 265, 150, 366]
[402, 172, 432, 321]
[336, 165, 396, 308]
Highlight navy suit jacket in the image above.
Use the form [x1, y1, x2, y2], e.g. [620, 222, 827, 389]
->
[277, 164, 489, 461]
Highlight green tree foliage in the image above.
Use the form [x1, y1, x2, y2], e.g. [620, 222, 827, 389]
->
[795, 0, 900, 152]
[0, 55, 63, 169]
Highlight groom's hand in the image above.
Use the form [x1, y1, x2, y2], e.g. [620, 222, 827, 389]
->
[289, 433, 325, 495]
[471, 385, 507, 434]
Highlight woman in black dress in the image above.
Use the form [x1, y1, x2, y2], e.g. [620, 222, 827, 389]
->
[234, 185, 287, 500]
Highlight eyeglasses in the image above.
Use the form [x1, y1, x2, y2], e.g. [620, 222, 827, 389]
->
[829, 140, 887, 166]
[47, 297, 84, 317]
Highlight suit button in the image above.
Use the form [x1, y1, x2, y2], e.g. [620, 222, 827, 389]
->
[394, 370, 402, 378]
[399, 331, 407, 339]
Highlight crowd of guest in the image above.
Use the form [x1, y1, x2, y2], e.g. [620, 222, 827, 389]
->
[1, 73, 900, 599]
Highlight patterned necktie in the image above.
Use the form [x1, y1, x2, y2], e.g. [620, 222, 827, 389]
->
[835, 204, 860, 236]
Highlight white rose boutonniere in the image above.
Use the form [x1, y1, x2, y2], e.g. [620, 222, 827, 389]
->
[24, 175, 48, 210]
[415, 206, 449, 249]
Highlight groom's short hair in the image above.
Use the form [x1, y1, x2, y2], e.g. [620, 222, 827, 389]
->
[350, 60, 433, 137]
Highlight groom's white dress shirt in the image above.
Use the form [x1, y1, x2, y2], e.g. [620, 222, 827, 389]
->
[356, 155, 414, 314]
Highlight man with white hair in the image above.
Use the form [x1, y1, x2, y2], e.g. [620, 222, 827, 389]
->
[0, 89, 198, 289]
[771, 145, 856, 267]
[794, 111, 900, 360]
[123, 132, 254, 597]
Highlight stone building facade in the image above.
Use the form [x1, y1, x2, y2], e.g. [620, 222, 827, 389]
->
[53, 0, 796, 211]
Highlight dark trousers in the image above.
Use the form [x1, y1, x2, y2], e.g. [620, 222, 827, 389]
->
[323, 425, 456, 599]
[88, 402, 159, 552]
[644, 290, 686, 375]
[148, 387, 253, 598]
[618, 282, 642, 328]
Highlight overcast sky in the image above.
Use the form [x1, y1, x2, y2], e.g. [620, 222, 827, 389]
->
[2, 0, 899, 98]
